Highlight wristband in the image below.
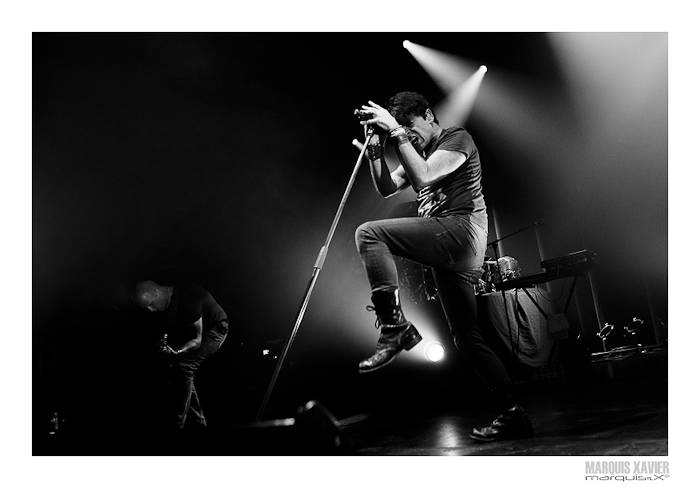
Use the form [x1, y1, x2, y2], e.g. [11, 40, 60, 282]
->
[366, 143, 382, 161]
[389, 126, 410, 146]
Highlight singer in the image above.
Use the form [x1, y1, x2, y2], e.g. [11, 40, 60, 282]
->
[354, 92, 532, 442]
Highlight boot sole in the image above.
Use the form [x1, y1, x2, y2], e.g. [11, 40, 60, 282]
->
[358, 332, 423, 374]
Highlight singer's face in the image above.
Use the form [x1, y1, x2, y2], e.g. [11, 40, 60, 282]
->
[404, 115, 435, 151]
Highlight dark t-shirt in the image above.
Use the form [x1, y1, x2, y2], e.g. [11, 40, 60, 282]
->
[416, 126, 487, 228]
[165, 283, 228, 346]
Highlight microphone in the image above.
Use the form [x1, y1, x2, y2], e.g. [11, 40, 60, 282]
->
[354, 109, 375, 135]
[354, 109, 373, 121]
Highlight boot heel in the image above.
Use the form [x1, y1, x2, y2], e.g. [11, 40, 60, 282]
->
[403, 332, 422, 351]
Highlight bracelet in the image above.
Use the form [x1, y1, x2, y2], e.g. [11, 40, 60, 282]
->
[389, 126, 409, 146]
[389, 126, 405, 137]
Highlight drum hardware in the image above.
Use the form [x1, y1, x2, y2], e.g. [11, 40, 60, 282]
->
[398, 261, 438, 306]
[475, 256, 521, 295]
[624, 317, 644, 335]
[478, 218, 541, 296]
[598, 317, 646, 350]
[597, 323, 616, 341]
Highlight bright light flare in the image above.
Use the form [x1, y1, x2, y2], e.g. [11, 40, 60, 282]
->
[479, 65, 488, 73]
[424, 341, 445, 363]
[402, 41, 478, 94]
[435, 66, 487, 127]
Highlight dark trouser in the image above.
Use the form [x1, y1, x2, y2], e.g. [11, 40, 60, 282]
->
[355, 214, 513, 396]
[169, 322, 228, 429]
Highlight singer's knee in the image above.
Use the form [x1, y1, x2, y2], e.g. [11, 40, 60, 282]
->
[355, 221, 379, 250]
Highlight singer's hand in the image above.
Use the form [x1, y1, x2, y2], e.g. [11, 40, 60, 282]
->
[364, 124, 388, 144]
[364, 131, 386, 161]
[359, 101, 400, 132]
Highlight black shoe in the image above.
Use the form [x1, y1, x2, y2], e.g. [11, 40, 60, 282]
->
[358, 289, 422, 374]
[358, 323, 422, 373]
[469, 405, 534, 442]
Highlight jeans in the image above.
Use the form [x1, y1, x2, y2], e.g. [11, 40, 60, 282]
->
[169, 322, 228, 429]
[355, 214, 513, 392]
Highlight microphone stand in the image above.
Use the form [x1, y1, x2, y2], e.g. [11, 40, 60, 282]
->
[256, 132, 373, 421]
[487, 219, 543, 259]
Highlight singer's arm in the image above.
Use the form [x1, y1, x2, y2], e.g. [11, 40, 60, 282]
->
[358, 101, 465, 192]
[365, 133, 411, 197]
[394, 144, 466, 191]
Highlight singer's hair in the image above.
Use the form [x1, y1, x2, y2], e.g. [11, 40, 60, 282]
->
[386, 92, 439, 126]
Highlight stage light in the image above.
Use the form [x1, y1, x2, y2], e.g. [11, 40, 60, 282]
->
[423, 341, 445, 363]
[479, 65, 488, 73]
[435, 66, 488, 127]
[402, 41, 476, 93]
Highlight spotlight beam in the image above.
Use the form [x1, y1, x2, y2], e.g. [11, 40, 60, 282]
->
[403, 41, 479, 94]
[435, 67, 488, 127]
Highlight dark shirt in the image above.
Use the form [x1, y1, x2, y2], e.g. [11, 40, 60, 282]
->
[416, 126, 487, 228]
[165, 283, 228, 346]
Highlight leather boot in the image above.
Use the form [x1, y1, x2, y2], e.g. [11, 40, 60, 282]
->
[469, 405, 534, 442]
[358, 289, 422, 374]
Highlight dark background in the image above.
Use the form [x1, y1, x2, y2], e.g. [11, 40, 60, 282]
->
[32, 33, 667, 437]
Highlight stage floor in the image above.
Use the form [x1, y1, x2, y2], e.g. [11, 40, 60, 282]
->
[337, 371, 667, 456]
[35, 350, 667, 456]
